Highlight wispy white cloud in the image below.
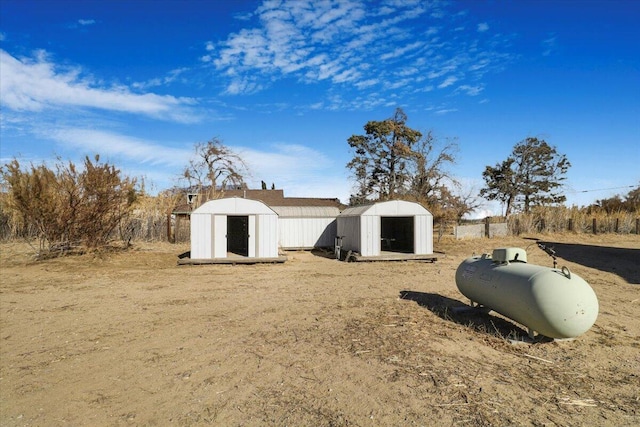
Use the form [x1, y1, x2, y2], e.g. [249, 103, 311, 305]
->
[0, 49, 199, 123]
[542, 34, 558, 56]
[205, 0, 512, 107]
[468, 58, 490, 71]
[34, 125, 349, 198]
[131, 67, 190, 90]
[379, 41, 423, 60]
[456, 84, 483, 96]
[234, 11, 254, 21]
[354, 78, 379, 89]
[78, 19, 96, 26]
[240, 142, 351, 200]
[438, 76, 458, 88]
[434, 108, 458, 115]
[47, 128, 192, 168]
[226, 76, 264, 95]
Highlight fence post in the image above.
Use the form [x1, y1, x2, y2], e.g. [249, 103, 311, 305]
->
[485, 217, 491, 238]
[615, 218, 619, 233]
[636, 218, 639, 235]
[568, 218, 573, 232]
[592, 218, 597, 234]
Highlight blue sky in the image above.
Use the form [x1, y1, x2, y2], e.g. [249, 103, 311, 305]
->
[1, 0, 638, 216]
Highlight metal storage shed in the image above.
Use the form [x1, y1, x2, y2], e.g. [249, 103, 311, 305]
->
[271, 206, 340, 250]
[337, 200, 434, 259]
[189, 197, 279, 260]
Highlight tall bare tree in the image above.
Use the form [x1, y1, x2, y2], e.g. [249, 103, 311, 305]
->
[409, 132, 459, 205]
[182, 138, 248, 203]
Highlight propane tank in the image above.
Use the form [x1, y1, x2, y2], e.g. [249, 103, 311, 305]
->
[455, 247, 599, 339]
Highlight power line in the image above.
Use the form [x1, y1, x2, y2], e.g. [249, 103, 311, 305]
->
[566, 185, 636, 194]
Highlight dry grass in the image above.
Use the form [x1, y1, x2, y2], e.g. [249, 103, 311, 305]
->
[1, 234, 639, 426]
[509, 206, 639, 234]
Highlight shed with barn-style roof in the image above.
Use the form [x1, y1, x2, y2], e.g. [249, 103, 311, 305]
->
[336, 200, 435, 260]
[187, 197, 283, 263]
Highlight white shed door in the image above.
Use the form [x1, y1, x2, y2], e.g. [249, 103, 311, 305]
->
[213, 215, 227, 258]
[248, 215, 256, 257]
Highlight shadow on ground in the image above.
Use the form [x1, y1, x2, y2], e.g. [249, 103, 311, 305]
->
[399, 290, 533, 340]
[538, 241, 640, 285]
[310, 248, 338, 260]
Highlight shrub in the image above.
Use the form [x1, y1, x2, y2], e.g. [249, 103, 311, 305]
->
[1, 156, 138, 255]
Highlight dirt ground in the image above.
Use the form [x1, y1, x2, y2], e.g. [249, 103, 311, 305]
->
[1, 233, 638, 426]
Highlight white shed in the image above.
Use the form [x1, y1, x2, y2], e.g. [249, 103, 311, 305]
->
[337, 200, 433, 257]
[271, 206, 339, 250]
[190, 197, 279, 259]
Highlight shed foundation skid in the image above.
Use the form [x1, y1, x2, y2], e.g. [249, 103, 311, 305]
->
[178, 256, 287, 265]
[350, 253, 438, 262]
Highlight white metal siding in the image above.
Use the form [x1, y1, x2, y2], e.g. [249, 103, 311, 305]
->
[316, 219, 337, 248]
[190, 213, 211, 259]
[278, 218, 337, 249]
[213, 215, 226, 258]
[256, 214, 279, 257]
[414, 214, 434, 255]
[248, 215, 256, 257]
[360, 215, 380, 256]
[337, 216, 360, 253]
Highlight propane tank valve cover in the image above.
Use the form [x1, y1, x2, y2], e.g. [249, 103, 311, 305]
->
[492, 247, 527, 263]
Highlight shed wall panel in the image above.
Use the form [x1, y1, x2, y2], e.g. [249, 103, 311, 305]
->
[414, 215, 434, 255]
[256, 214, 279, 257]
[213, 215, 227, 258]
[360, 215, 381, 256]
[279, 218, 337, 249]
[337, 216, 361, 253]
[248, 215, 256, 257]
[190, 214, 211, 259]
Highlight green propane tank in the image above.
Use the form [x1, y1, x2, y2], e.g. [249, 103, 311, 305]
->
[455, 248, 599, 339]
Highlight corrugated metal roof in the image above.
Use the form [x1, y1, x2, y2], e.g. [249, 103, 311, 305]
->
[339, 200, 432, 217]
[172, 189, 343, 214]
[338, 204, 373, 217]
[192, 197, 277, 215]
[221, 190, 342, 208]
[271, 206, 340, 218]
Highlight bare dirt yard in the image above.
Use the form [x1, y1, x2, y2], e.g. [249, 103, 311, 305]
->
[1, 233, 639, 426]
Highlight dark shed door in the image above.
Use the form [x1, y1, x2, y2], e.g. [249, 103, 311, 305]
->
[227, 216, 249, 256]
[381, 216, 414, 253]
